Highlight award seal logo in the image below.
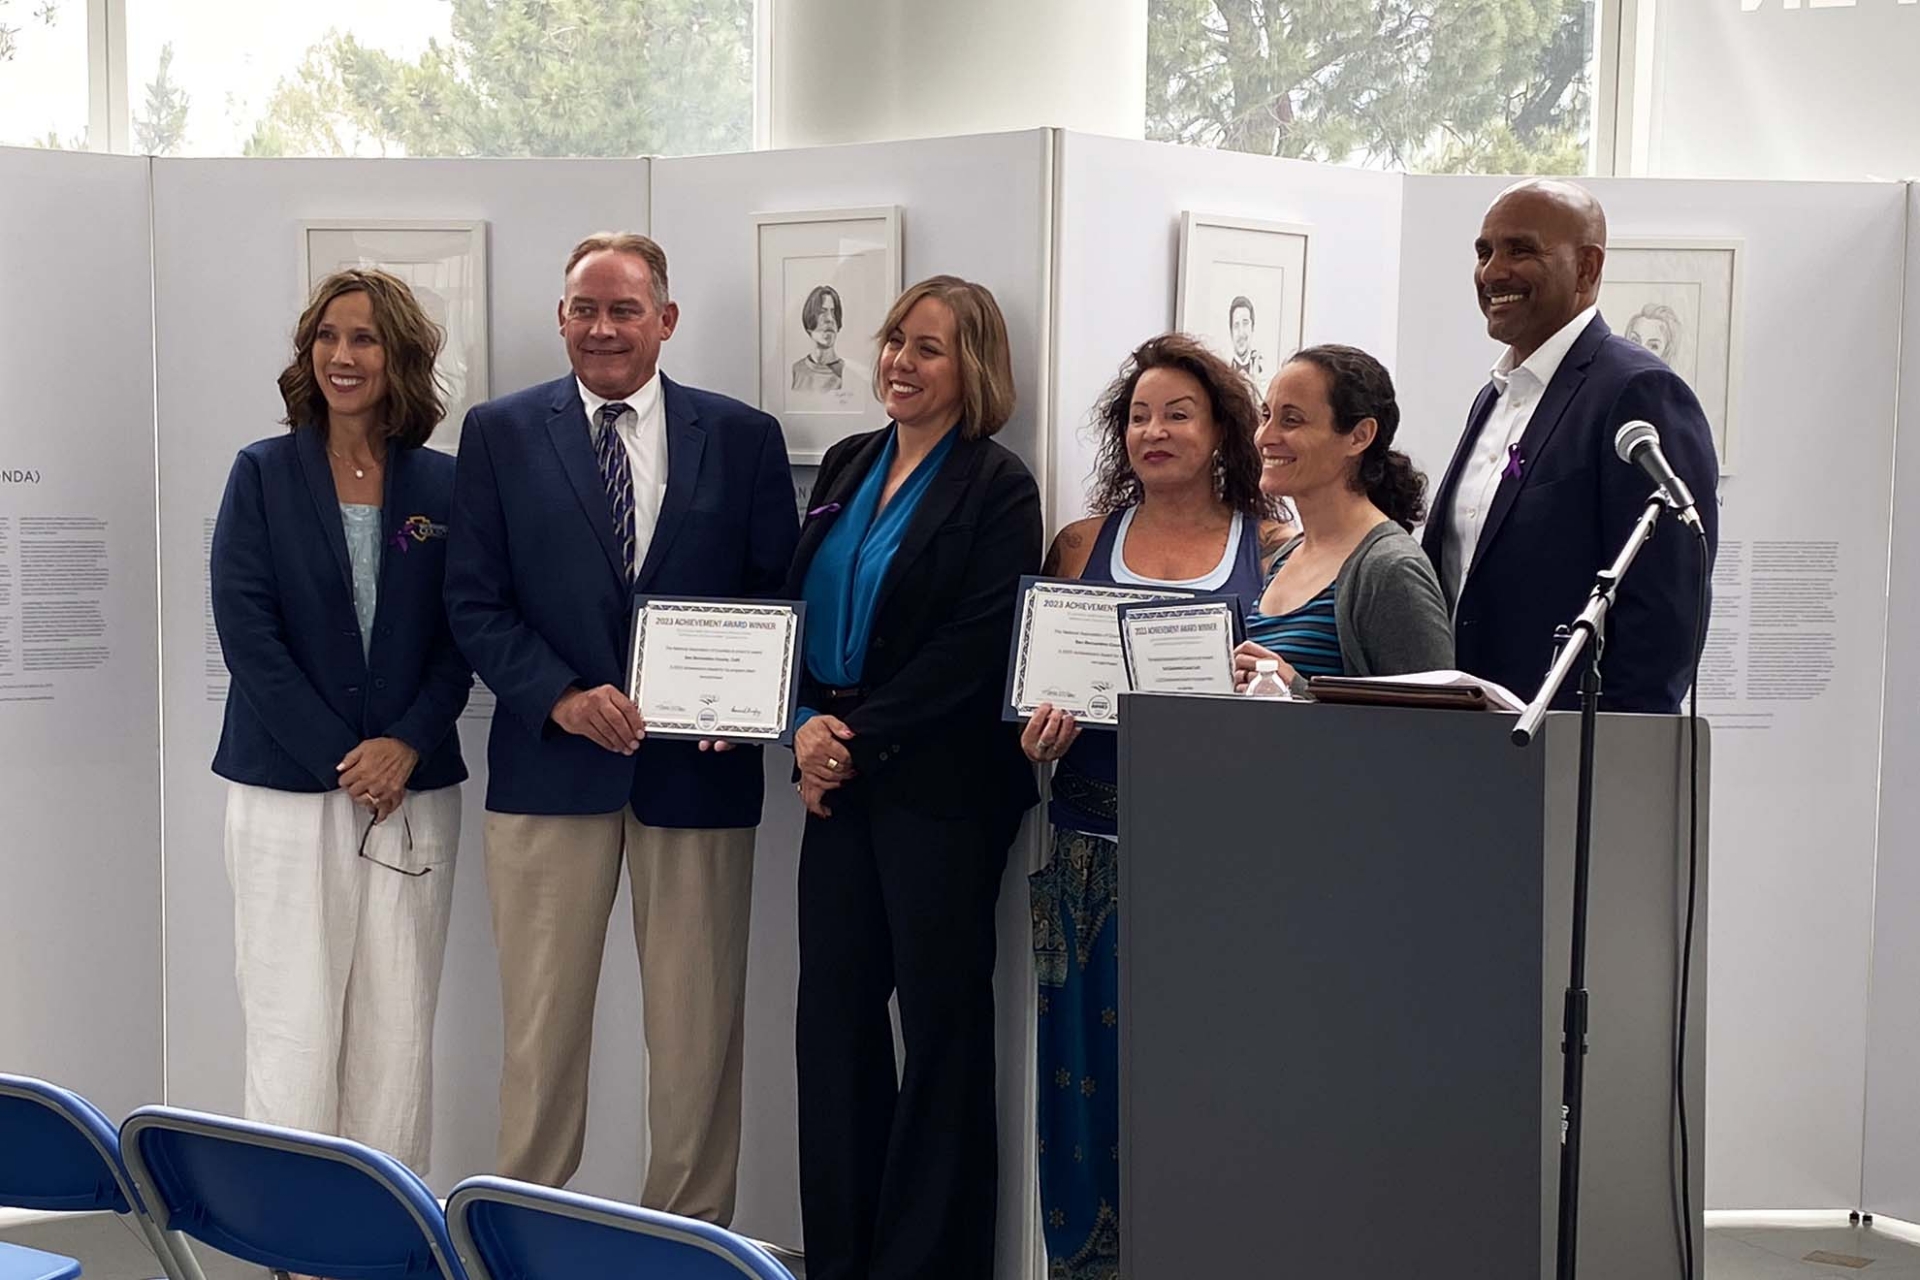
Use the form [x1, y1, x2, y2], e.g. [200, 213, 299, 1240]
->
[696, 693, 720, 732]
[1088, 681, 1114, 721]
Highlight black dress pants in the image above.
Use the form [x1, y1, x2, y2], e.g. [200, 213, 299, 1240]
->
[796, 779, 1017, 1280]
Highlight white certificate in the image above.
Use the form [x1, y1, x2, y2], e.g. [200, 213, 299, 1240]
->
[1117, 596, 1241, 695]
[626, 597, 805, 741]
[1004, 577, 1193, 726]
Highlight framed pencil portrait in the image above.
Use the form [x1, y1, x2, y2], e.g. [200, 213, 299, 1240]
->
[1598, 238, 1744, 470]
[1175, 212, 1311, 397]
[752, 206, 903, 463]
[300, 219, 490, 455]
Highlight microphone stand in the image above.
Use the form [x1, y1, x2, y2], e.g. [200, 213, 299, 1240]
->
[1511, 492, 1673, 1280]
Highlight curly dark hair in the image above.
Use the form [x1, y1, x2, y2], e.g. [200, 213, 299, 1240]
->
[278, 268, 446, 448]
[1284, 344, 1427, 531]
[1085, 333, 1276, 519]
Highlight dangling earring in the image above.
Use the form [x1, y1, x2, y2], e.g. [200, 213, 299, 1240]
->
[1212, 449, 1226, 497]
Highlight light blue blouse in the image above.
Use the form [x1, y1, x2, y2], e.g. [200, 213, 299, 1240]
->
[801, 426, 957, 689]
[339, 503, 382, 659]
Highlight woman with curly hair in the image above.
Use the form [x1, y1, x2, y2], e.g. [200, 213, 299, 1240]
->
[1234, 344, 1453, 695]
[1021, 332, 1291, 1280]
[211, 268, 471, 1171]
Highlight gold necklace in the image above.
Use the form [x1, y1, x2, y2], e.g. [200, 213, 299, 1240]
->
[327, 445, 382, 480]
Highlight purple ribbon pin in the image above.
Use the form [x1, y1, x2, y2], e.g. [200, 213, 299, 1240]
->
[1502, 443, 1526, 481]
[807, 501, 842, 518]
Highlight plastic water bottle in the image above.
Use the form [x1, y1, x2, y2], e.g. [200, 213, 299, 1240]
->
[1243, 658, 1292, 700]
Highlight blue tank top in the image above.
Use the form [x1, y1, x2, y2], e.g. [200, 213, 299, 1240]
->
[1244, 543, 1345, 680]
[1049, 506, 1268, 836]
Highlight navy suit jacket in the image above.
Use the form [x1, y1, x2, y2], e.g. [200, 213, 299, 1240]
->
[1421, 315, 1720, 713]
[445, 374, 798, 825]
[211, 429, 471, 792]
[784, 427, 1043, 820]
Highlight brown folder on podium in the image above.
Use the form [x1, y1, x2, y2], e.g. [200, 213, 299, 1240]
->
[1305, 670, 1526, 711]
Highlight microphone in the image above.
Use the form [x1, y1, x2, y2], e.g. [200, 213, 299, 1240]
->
[1614, 420, 1704, 535]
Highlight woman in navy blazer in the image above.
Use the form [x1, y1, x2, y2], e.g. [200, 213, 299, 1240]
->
[210, 268, 470, 1173]
[787, 277, 1042, 1280]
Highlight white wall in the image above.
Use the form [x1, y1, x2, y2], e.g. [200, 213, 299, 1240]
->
[649, 128, 1056, 1262]
[149, 157, 653, 1195]
[1048, 132, 1403, 528]
[1863, 182, 1920, 1223]
[1396, 173, 1908, 1210]
[1648, 1, 1920, 182]
[0, 148, 163, 1118]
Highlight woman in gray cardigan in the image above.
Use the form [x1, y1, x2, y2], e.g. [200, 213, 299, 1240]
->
[1237, 344, 1453, 695]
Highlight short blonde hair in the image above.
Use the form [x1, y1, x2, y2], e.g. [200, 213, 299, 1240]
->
[565, 232, 670, 306]
[873, 275, 1017, 440]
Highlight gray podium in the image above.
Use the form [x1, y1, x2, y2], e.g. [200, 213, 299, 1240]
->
[1117, 695, 1707, 1279]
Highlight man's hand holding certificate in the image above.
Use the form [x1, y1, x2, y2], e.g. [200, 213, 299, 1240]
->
[627, 597, 806, 742]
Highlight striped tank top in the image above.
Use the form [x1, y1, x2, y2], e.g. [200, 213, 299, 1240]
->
[1244, 547, 1345, 679]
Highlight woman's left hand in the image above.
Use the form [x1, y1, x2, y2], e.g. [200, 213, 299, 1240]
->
[1232, 640, 1300, 692]
[798, 775, 837, 819]
[338, 737, 420, 815]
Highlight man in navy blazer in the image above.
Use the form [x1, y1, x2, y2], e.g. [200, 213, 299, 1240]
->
[1423, 180, 1719, 714]
[445, 233, 797, 1223]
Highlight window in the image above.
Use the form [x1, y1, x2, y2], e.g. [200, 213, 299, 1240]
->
[1145, 0, 1601, 175]
[123, 0, 754, 158]
[0, 0, 90, 149]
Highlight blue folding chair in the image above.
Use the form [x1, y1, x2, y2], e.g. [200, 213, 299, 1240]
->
[0, 1075, 202, 1280]
[446, 1175, 795, 1280]
[0, 1242, 80, 1280]
[118, 1107, 463, 1280]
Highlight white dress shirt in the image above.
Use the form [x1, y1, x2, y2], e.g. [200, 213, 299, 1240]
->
[579, 373, 668, 574]
[1441, 305, 1597, 604]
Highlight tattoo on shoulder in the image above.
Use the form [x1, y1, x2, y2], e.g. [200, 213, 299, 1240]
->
[1042, 525, 1087, 577]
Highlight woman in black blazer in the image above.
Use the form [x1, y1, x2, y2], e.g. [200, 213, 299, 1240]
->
[210, 268, 470, 1172]
[786, 276, 1042, 1280]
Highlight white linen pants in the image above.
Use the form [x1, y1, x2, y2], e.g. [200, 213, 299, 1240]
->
[224, 781, 461, 1171]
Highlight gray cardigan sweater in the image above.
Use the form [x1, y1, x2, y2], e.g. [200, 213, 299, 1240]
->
[1269, 521, 1454, 697]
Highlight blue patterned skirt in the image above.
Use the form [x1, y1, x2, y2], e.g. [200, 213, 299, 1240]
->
[1031, 825, 1121, 1280]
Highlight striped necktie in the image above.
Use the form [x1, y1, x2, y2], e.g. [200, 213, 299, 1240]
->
[594, 402, 635, 581]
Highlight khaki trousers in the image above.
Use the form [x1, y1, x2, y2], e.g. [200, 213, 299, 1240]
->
[485, 809, 754, 1224]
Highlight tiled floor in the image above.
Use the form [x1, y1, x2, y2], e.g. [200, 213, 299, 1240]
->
[1709, 1224, 1920, 1278]
[13, 1212, 1920, 1278]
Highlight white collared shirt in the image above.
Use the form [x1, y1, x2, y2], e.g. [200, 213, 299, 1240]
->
[579, 373, 668, 575]
[1441, 305, 1597, 604]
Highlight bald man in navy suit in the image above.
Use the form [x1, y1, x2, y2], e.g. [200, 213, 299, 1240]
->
[1422, 180, 1718, 712]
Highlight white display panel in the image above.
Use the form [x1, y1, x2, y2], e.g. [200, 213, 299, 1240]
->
[151, 156, 651, 1194]
[1863, 182, 1920, 1224]
[1049, 132, 1403, 530]
[650, 129, 1056, 1262]
[0, 148, 164, 1118]
[1395, 173, 1907, 1210]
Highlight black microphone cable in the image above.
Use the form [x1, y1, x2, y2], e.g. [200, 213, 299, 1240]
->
[1674, 529, 1710, 1280]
